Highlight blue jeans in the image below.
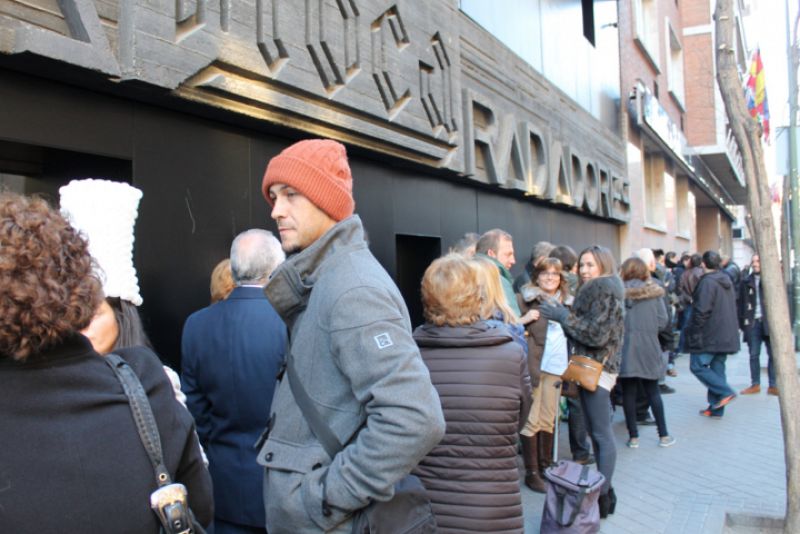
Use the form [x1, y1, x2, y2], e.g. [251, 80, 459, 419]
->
[690, 352, 735, 416]
[678, 305, 692, 353]
[745, 319, 774, 387]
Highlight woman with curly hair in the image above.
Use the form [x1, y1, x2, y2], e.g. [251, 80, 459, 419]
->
[539, 245, 625, 518]
[412, 254, 532, 533]
[0, 192, 212, 533]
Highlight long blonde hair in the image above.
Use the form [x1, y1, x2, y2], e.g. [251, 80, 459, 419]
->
[472, 256, 519, 324]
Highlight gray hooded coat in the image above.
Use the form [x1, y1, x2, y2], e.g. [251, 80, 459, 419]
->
[257, 215, 445, 533]
[619, 279, 669, 380]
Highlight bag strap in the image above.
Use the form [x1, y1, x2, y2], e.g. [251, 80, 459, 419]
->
[285, 354, 343, 459]
[555, 465, 591, 527]
[105, 353, 172, 487]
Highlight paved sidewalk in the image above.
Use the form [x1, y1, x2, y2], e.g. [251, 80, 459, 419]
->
[522, 346, 788, 533]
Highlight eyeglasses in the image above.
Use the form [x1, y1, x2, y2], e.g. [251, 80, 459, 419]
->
[538, 272, 560, 278]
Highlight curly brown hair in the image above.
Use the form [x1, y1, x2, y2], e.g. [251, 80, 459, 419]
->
[0, 192, 102, 360]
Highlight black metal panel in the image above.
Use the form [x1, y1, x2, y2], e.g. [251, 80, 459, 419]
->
[133, 108, 253, 367]
[0, 69, 621, 371]
[0, 69, 133, 159]
[349, 158, 397, 277]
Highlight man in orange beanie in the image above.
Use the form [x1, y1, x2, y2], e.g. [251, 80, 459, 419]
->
[257, 139, 445, 533]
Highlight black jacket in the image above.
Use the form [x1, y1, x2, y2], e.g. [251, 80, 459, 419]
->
[685, 271, 741, 354]
[739, 271, 769, 334]
[0, 335, 213, 534]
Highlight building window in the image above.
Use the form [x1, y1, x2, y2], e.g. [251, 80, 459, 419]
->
[644, 151, 666, 229]
[666, 21, 685, 108]
[633, 0, 659, 71]
[582, 0, 595, 46]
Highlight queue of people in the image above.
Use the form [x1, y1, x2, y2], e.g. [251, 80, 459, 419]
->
[0, 136, 769, 533]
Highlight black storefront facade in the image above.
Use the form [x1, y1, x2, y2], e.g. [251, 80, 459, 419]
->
[0, 1, 629, 367]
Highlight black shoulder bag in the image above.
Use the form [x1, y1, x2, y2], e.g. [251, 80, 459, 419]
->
[105, 353, 206, 534]
[285, 354, 437, 534]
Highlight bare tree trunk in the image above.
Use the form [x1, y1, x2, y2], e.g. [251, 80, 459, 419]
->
[715, 2, 800, 531]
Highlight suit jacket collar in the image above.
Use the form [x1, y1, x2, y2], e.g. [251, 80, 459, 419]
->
[228, 286, 266, 300]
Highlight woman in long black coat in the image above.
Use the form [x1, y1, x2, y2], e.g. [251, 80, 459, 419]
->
[0, 192, 212, 533]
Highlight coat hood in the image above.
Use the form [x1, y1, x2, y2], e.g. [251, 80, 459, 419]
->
[702, 270, 733, 290]
[624, 279, 665, 302]
[413, 321, 513, 348]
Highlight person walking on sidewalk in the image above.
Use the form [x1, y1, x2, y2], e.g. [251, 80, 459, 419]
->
[738, 254, 777, 396]
[687, 251, 741, 419]
[617, 258, 676, 449]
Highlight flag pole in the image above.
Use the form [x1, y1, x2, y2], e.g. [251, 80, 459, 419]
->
[787, 0, 800, 349]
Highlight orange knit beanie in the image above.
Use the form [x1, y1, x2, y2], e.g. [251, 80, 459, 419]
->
[261, 139, 354, 222]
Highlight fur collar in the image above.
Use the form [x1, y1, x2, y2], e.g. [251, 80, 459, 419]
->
[578, 274, 624, 301]
[520, 285, 574, 306]
[624, 279, 665, 301]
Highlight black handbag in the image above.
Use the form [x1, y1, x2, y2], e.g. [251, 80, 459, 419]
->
[104, 353, 207, 534]
[285, 355, 437, 534]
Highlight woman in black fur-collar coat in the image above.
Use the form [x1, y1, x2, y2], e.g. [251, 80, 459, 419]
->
[618, 258, 676, 450]
[539, 245, 625, 519]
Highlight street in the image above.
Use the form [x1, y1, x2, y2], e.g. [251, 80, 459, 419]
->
[522, 345, 787, 533]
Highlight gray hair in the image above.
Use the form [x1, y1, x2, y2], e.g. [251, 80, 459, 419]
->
[230, 229, 285, 285]
[475, 229, 513, 256]
[634, 248, 656, 270]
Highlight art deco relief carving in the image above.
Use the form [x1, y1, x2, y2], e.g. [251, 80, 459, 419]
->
[0, 0, 628, 221]
[462, 88, 629, 222]
[371, 6, 411, 119]
[306, 0, 361, 95]
[176, 0, 232, 42]
[257, 0, 289, 76]
[0, 0, 119, 75]
[420, 32, 456, 140]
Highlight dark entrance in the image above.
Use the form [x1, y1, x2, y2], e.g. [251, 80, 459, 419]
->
[395, 234, 441, 329]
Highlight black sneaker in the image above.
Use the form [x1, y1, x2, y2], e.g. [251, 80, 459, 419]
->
[637, 416, 657, 426]
[659, 384, 676, 394]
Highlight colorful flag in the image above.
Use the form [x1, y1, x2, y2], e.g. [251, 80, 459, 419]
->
[745, 48, 770, 142]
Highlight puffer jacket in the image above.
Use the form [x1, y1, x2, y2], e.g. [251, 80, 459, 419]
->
[412, 322, 532, 534]
[619, 279, 668, 380]
[685, 270, 740, 354]
[561, 275, 625, 374]
[518, 286, 574, 387]
[257, 215, 445, 533]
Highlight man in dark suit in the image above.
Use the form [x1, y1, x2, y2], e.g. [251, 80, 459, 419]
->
[182, 229, 288, 534]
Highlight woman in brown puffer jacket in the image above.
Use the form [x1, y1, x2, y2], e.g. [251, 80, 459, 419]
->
[413, 254, 533, 534]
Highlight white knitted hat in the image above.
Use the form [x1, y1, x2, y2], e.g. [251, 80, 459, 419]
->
[59, 179, 144, 306]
